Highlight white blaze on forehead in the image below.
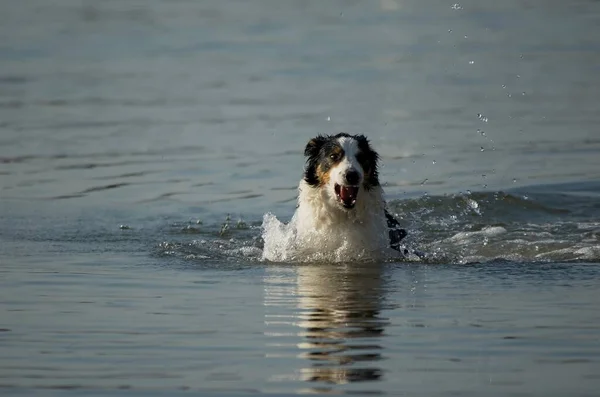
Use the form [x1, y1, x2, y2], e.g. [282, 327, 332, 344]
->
[336, 136, 361, 169]
[332, 136, 363, 185]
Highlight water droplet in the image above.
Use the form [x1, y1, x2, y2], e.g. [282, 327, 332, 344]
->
[480, 147, 485, 152]
[448, 29, 453, 33]
[119, 224, 130, 230]
[432, 160, 436, 164]
[432, 145, 436, 148]
[412, 160, 416, 164]
[326, 116, 331, 121]
[464, 35, 468, 39]
[469, 60, 475, 65]
[519, 54, 524, 59]
[502, 84, 506, 89]
[451, 3, 462, 10]
[478, 129, 486, 136]
[483, 184, 487, 188]
[513, 178, 517, 183]
[516, 74, 521, 78]
[482, 174, 487, 179]
[466, 190, 472, 195]
[507, 93, 512, 98]
[421, 179, 428, 185]
[522, 92, 526, 96]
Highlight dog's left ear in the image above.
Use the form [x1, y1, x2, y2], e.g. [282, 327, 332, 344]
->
[355, 135, 378, 162]
[354, 135, 372, 150]
[304, 135, 327, 158]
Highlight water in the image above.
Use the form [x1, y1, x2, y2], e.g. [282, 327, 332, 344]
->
[1, 0, 600, 395]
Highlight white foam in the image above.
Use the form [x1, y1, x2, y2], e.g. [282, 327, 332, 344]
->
[574, 246, 600, 260]
[224, 246, 263, 259]
[446, 226, 507, 243]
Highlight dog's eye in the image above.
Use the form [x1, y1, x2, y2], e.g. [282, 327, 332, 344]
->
[329, 153, 340, 161]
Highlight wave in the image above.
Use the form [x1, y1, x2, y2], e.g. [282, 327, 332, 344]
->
[155, 182, 600, 264]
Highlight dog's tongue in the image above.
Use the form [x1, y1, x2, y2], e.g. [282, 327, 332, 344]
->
[340, 185, 359, 206]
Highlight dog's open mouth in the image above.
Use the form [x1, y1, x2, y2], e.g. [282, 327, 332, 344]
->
[334, 184, 359, 209]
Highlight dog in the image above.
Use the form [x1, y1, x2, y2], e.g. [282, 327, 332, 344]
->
[262, 133, 409, 261]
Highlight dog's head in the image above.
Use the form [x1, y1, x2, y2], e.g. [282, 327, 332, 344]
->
[303, 133, 380, 210]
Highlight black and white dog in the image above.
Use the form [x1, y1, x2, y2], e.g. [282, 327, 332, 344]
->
[262, 133, 409, 261]
[297, 133, 407, 254]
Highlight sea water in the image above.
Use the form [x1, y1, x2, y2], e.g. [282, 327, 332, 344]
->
[1, 0, 600, 395]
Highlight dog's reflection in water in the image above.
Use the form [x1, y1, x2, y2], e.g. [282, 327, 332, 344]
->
[295, 262, 389, 385]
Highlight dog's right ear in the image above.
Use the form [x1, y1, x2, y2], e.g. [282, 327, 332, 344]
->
[304, 135, 327, 157]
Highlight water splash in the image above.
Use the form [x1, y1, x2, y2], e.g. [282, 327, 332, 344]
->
[477, 113, 489, 123]
[260, 213, 411, 263]
[156, 184, 600, 265]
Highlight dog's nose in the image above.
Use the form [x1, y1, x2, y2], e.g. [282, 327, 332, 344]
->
[345, 170, 360, 185]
